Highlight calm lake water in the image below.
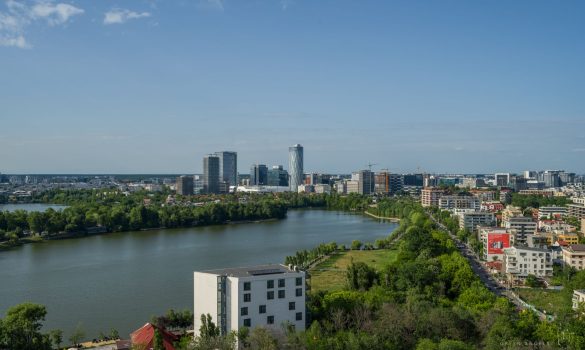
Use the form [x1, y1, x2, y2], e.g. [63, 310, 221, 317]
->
[0, 203, 68, 212]
[0, 209, 397, 339]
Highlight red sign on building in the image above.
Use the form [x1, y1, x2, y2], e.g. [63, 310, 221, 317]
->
[487, 233, 510, 254]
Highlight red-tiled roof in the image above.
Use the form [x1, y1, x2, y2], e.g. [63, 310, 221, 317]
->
[130, 323, 178, 350]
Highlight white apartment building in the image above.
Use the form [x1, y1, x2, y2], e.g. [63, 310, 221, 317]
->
[194, 264, 306, 337]
[438, 195, 480, 211]
[503, 246, 553, 280]
[458, 211, 495, 232]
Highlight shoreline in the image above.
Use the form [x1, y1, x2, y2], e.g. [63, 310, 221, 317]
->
[0, 216, 286, 252]
[363, 211, 401, 222]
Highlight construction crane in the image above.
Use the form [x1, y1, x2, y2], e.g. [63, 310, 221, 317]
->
[366, 162, 378, 171]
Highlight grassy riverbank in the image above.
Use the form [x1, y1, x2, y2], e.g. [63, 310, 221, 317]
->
[309, 249, 399, 292]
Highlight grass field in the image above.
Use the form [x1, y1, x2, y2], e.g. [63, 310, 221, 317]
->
[516, 288, 572, 316]
[309, 249, 398, 292]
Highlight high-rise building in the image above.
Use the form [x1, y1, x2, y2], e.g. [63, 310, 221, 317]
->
[203, 155, 220, 194]
[215, 151, 238, 188]
[268, 166, 289, 187]
[250, 164, 268, 186]
[352, 170, 374, 195]
[176, 175, 194, 196]
[374, 172, 403, 195]
[288, 144, 304, 192]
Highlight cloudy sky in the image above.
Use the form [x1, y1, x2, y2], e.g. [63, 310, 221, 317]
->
[1, 0, 584, 174]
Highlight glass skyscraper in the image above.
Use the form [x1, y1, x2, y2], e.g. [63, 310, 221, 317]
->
[203, 154, 220, 194]
[288, 144, 304, 192]
[215, 151, 238, 187]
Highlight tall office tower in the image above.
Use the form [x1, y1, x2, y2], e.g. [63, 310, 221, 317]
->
[203, 155, 220, 194]
[176, 175, 194, 196]
[542, 170, 561, 188]
[215, 151, 238, 187]
[353, 170, 374, 195]
[288, 144, 304, 192]
[250, 164, 268, 185]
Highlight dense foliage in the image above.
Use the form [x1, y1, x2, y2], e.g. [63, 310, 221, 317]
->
[511, 194, 570, 209]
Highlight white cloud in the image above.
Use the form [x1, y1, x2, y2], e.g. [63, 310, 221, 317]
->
[281, 0, 294, 10]
[104, 8, 151, 25]
[31, 2, 83, 25]
[0, 0, 84, 48]
[0, 34, 29, 48]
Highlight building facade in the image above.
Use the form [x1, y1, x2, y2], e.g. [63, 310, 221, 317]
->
[194, 264, 306, 336]
[562, 245, 585, 271]
[504, 217, 537, 246]
[458, 211, 496, 232]
[268, 166, 289, 187]
[439, 195, 480, 211]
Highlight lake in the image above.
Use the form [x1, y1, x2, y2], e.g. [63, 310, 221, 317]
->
[0, 209, 397, 339]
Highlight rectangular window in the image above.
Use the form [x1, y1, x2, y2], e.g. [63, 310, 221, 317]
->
[243, 318, 251, 327]
[296, 288, 303, 297]
[267, 291, 274, 300]
[267, 280, 274, 289]
[244, 282, 251, 291]
[241, 307, 248, 316]
[267, 315, 274, 324]
[244, 293, 251, 302]
[296, 312, 303, 321]
[278, 290, 285, 299]
[278, 279, 285, 288]
[296, 277, 302, 286]
[259, 305, 266, 314]
[289, 302, 295, 310]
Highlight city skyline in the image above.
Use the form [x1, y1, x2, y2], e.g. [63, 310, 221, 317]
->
[1, 1, 585, 174]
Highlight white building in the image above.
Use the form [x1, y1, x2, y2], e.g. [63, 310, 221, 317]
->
[537, 206, 568, 219]
[503, 246, 553, 280]
[439, 195, 480, 211]
[458, 211, 496, 232]
[573, 290, 585, 310]
[314, 184, 331, 194]
[194, 264, 306, 337]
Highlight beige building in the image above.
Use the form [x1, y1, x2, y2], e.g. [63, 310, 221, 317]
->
[568, 204, 585, 220]
[421, 187, 443, 207]
[562, 244, 585, 270]
[501, 206, 523, 224]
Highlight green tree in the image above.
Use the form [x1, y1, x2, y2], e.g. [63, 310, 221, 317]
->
[0, 303, 52, 350]
[351, 240, 363, 250]
[153, 329, 164, 350]
[199, 314, 219, 340]
[69, 323, 85, 347]
[50, 329, 63, 349]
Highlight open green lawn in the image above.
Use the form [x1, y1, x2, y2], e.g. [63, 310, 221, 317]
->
[516, 288, 572, 316]
[309, 249, 398, 292]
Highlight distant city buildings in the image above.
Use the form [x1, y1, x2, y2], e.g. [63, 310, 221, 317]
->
[250, 164, 268, 186]
[268, 166, 289, 187]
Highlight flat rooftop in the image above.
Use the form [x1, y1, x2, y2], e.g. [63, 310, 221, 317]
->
[199, 264, 297, 278]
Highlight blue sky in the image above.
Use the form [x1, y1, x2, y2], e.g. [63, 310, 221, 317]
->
[1, 0, 584, 174]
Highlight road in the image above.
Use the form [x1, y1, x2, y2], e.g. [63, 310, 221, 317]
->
[425, 210, 549, 319]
